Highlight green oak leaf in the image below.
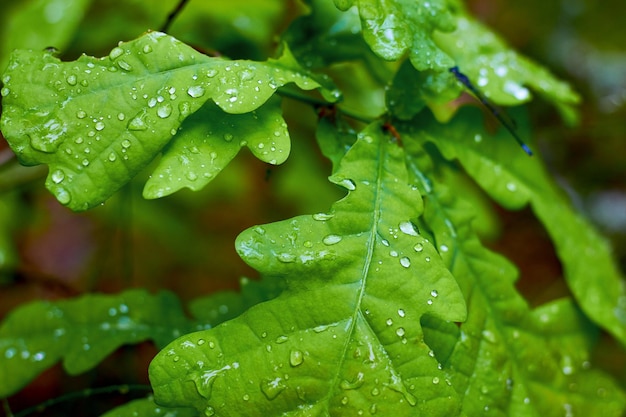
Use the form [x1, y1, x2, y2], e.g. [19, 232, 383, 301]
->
[402, 142, 626, 415]
[149, 122, 467, 416]
[434, 0, 580, 110]
[0, 289, 195, 398]
[144, 97, 289, 199]
[0, 32, 335, 211]
[333, 0, 456, 71]
[401, 108, 626, 347]
[100, 396, 197, 417]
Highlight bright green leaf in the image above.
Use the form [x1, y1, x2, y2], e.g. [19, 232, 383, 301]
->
[402, 142, 626, 415]
[402, 108, 626, 347]
[0, 289, 194, 398]
[149, 122, 466, 416]
[143, 97, 289, 198]
[100, 396, 197, 417]
[0, 32, 335, 210]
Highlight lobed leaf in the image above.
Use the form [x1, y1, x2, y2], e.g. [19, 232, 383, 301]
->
[401, 140, 626, 416]
[100, 396, 197, 417]
[401, 108, 626, 347]
[0, 289, 195, 398]
[149, 122, 467, 416]
[333, 0, 456, 71]
[0, 32, 335, 210]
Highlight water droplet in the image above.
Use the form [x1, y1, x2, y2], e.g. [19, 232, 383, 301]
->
[396, 327, 405, 337]
[187, 85, 206, 98]
[128, 110, 148, 130]
[341, 178, 356, 190]
[108, 152, 117, 162]
[66, 74, 77, 86]
[413, 243, 423, 252]
[51, 169, 65, 184]
[109, 47, 124, 60]
[399, 221, 419, 236]
[118, 60, 132, 71]
[277, 253, 296, 263]
[206, 69, 218, 78]
[430, 290, 438, 298]
[157, 104, 172, 118]
[340, 372, 365, 390]
[95, 121, 105, 131]
[142, 44, 153, 54]
[289, 350, 304, 367]
[386, 318, 393, 326]
[56, 188, 71, 205]
[275, 335, 289, 344]
[322, 235, 342, 245]
[397, 309, 405, 317]
[186, 172, 198, 181]
[178, 101, 191, 120]
[425, 256, 431, 262]
[432, 377, 440, 384]
[76, 110, 87, 119]
[399, 257, 411, 268]
[312, 212, 334, 221]
[121, 139, 132, 148]
[260, 377, 286, 400]
[506, 182, 517, 192]
[81, 159, 90, 167]
[204, 406, 215, 416]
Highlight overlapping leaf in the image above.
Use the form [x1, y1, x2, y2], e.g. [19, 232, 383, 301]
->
[399, 108, 626, 347]
[149, 123, 466, 416]
[400, 140, 626, 415]
[0, 32, 336, 210]
[100, 396, 196, 417]
[0, 289, 195, 398]
[333, 0, 456, 71]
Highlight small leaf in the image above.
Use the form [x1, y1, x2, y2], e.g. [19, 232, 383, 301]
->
[150, 122, 466, 416]
[1, 32, 334, 210]
[0, 289, 193, 398]
[100, 396, 196, 417]
[143, 97, 289, 199]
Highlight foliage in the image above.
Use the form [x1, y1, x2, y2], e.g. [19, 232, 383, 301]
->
[0, 0, 625, 416]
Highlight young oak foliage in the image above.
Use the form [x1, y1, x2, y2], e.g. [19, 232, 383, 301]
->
[0, 289, 194, 398]
[0, 32, 335, 210]
[402, 141, 626, 416]
[149, 123, 467, 416]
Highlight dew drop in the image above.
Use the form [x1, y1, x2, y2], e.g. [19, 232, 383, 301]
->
[322, 235, 342, 245]
[260, 377, 286, 400]
[142, 44, 153, 54]
[399, 257, 411, 268]
[118, 60, 132, 71]
[121, 139, 132, 149]
[204, 406, 215, 416]
[109, 47, 124, 60]
[108, 152, 117, 162]
[76, 110, 87, 119]
[81, 159, 89, 167]
[425, 256, 431, 262]
[506, 182, 517, 192]
[51, 169, 65, 184]
[157, 104, 172, 118]
[397, 309, 405, 317]
[186, 171, 198, 181]
[128, 111, 148, 130]
[399, 221, 419, 236]
[56, 188, 71, 205]
[95, 121, 105, 131]
[312, 212, 334, 221]
[413, 243, 423, 252]
[277, 253, 296, 263]
[289, 350, 304, 367]
[206, 69, 217, 78]
[341, 178, 356, 190]
[396, 327, 405, 337]
[66, 74, 77, 86]
[432, 377, 440, 384]
[187, 85, 206, 98]
[430, 290, 439, 298]
[386, 318, 393, 326]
